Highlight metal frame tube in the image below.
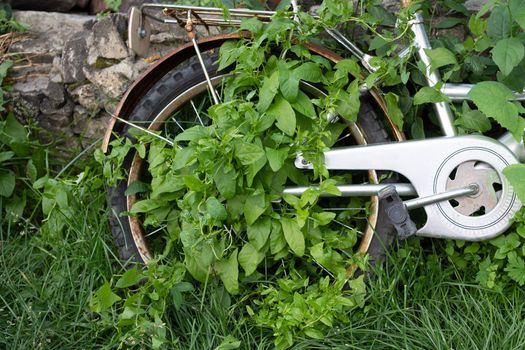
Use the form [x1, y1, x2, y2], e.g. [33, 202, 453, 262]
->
[410, 12, 457, 137]
[283, 183, 417, 197]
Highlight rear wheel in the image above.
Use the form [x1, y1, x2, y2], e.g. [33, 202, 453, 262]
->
[108, 49, 396, 272]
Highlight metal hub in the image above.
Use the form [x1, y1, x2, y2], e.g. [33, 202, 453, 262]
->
[446, 161, 501, 216]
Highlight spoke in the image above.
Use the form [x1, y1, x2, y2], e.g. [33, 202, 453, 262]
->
[112, 114, 174, 146]
[146, 225, 167, 237]
[336, 132, 353, 143]
[190, 100, 205, 126]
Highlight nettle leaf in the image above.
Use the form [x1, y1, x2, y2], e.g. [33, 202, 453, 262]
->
[294, 62, 323, 83]
[213, 165, 237, 199]
[218, 40, 240, 71]
[503, 164, 525, 203]
[206, 197, 228, 221]
[125, 180, 150, 196]
[257, 70, 279, 113]
[413, 86, 448, 105]
[384, 92, 404, 129]
[468, 81, 524, 140]
[424, 48, 457, 73]
[334, 80, 360, 121]
[281, 217, 305, 256]
[174, 125, 209, 142]
[0, 169, 16, 198]
[456, 103, 491, 133]
[279, 61, 299, 102]
[238, 242, 264, 276]
[491, 38, 524, 76]
[486, 5, 511, 39]
[215, 249, 239, 295]
[504, 251, 525, 286]
[130, 199, 163, 214]
[0, 151, 14, 163]
[115, 267, 142, 288]
[90, 281, 121, 312]
[265, 147, 288, 172]
[240, 17, 263, 34]
[173, 147, 195, 170]
[268, 95, 296, 136]
[291, 91, 316, 118]
[247, 216, 272, 250]
[510, 0, 525, 30]
[235, 142, 265, 165]
[244, 192, 266, 225]
[334, 59, 361, 77]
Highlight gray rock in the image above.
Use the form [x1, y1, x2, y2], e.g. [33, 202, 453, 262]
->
[465, 0, 487, 11]
[69, 83, 102, 113]
[87, 15, 129, 67]
[61, 31, 88, 84]
[83, 59, 136, 99]
[13, 11, 94, 35]
[10, 0, 77, 12]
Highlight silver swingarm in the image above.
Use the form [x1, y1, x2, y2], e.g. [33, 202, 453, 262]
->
[293, 135, 522, 241]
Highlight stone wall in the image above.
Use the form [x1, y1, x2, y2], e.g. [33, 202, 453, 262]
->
[6, 10, 188, 149]
[5, 1, 487, 150]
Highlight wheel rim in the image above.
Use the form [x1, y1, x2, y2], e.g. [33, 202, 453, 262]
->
[125, 75, 380, 267]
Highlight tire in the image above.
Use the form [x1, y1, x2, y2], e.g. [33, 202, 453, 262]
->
[108, 49, 397, 269]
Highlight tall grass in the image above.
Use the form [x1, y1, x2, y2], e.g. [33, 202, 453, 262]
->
[0, 173, 119, 349]
[2, 156, 525, 349]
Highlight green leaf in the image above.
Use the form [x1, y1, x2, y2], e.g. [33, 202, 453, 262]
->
[278, 61, 299, 102]
[244, 192, 266, 225]
[384, 92, 404, 129]
[115, 267, 142, 288]
[0, 151, 14, 163]
[486, 5, 511, 39]
[238, 243, 263, 276]
[334, 80, 360, 121]
[265, 147, 288, 172]
[434, 17, 463, 29]
[294, 62, 323, 83]
[240, 17, 263, 34]
[270, 220, 287, 254]
[291, 91, 316, 118]
[125, 180, 150, 196]
[413, 86, 448, 105]
[247, 216, 271, 250]
[268, 95, 296, 136]
[206, 197, 227, 221]
[468, 81, 524, 140]
[213, 165, 237, 199]
[281, 217, 305, 256]
[503, 164, 525, 203]
[304, 328, 325, 339]
[510, 0, 525, 30]
[424, 48, 457, 73]
[334, 59, 361, 77]
[174, 125, 208, 142]
[491, 38, 524, 76]
[218, 40, 239, 71]
[172, 147, 195, 170]
[214, 335, 242, 350]
[468, 16, 487, 36]
[0, 169, 16, 197]
[234, 142, 265, 165]
[456, 108, 491, 133]
[26, 160, 37, 183]
[215, 249, 239, 294]
[257, 71, 279, 113]
[504, 251, 525, 286]
[130, 199, 163, 214]
[89, 281, 121, 312]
